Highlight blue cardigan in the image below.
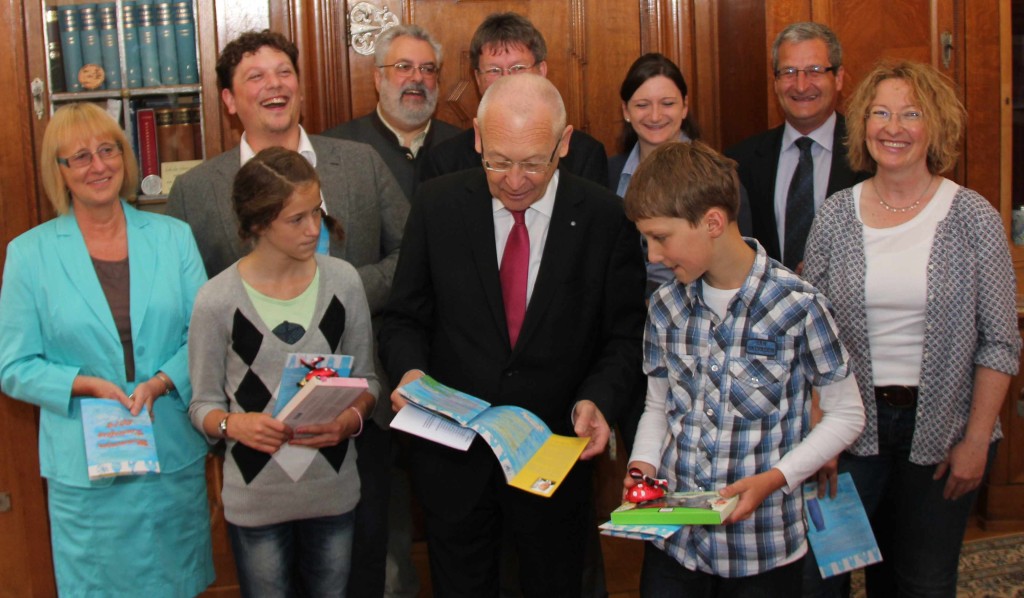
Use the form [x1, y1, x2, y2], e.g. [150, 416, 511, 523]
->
[0, 201, 208, 487]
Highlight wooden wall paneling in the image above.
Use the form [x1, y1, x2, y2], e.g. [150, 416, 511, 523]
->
[278, 0, 350, 135]
[586, 0, 641, 156]
[689, 1, 719, 150]
[715, 0, 767, 150]
[962, 0, 1001, 209]
[1, 0, 56, 594]
[198, 2, 227, 155]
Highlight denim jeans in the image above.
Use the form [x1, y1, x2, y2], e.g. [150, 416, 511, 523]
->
[802, 401, 996, 598]
[641, 542, 805, 598]
[228, 510, 355, 598]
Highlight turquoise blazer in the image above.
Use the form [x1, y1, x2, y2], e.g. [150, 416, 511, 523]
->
[0, 201, 209, 487]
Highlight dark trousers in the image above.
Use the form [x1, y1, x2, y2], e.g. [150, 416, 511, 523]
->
[346, 421, 392, 598]
[418, 456, 591, 597]
[641, 541, 805, 598]
[802, 402, 996, 598]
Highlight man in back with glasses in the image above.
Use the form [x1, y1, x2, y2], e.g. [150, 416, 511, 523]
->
[421, 12, 608, 186]
[324, 24, 459, 202]
[725, 22, 865, 273]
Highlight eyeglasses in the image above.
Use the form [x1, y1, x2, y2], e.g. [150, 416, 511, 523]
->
[867, 109, 923, 123]
[774, 65, 838, 81]
[378, 62, 439, 79]
[478, 63, 536, 80]
[56, 142, 123, 168]
[482, 142, 559, 174]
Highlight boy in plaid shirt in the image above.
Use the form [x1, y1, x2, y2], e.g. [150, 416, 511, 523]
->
[622, 141, 865, 596]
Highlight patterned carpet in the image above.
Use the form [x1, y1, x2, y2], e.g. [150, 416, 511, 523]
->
[851, 533, 1024, 597]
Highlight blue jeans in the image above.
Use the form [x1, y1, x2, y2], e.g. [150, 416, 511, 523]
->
[229, 511, 355, 598]
[641, 542, 805, 597]
[803, 402, 996, 598]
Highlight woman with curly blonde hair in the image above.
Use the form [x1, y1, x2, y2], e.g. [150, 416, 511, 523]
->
[802, 60, 1020, 596]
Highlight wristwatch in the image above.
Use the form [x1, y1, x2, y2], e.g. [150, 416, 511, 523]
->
[218, 415, 230, 438]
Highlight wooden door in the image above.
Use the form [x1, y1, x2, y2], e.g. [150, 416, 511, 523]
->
[297, 0, 644, 155]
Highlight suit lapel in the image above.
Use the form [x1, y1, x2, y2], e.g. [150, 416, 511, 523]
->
[753, 126, 785, 257]
[54, 210, 122, 347]
[458, 172, 509, 346]
[124, 204, 156, 347]
[827, 115, 860, 195]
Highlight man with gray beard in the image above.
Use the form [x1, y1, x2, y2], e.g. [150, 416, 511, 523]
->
[325, 24, 460, 201]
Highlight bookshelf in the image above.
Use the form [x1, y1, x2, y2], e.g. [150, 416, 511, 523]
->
[40, 0, 205, 206]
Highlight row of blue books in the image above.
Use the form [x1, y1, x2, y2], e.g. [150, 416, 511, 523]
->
[48, 1, 197, 93]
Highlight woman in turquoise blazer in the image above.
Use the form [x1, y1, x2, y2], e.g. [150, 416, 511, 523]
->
[0, 103, 214, 597]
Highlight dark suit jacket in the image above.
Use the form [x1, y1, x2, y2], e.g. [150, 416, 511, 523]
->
[322, 112, 461, 201]
[420, 127, 610, 186]
[379, 169, 646, 517]
[724, 114, 866, 261]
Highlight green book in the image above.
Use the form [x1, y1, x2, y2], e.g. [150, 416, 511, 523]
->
[610, 491, 738, 525]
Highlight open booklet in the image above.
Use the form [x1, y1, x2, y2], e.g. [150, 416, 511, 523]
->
[392, 375, 589, 497]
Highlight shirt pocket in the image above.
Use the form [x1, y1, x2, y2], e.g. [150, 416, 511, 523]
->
[727, 358, 788, 420]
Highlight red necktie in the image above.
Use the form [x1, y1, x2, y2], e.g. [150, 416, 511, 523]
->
[500, 210, 529, 347]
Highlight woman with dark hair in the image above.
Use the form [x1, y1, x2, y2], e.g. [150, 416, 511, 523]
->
[803, 60, 1020, 596]
[611, 53, 750, 297]
[0, 102, 213, 596]
[611, 53, 699, 195]
[188, 147, 379, 597]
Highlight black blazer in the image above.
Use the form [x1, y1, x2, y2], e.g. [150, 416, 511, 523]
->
[420, 127, 610, 187]
[724, 114, 866, 261]
[379, 168, 646, 516]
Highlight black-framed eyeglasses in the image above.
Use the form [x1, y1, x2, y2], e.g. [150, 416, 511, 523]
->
[478, 63, 536, 80]
[378, 62, 439, 79]
[56, 142, 123, 168]
[482, 142, 560, 174]
[774, 65, 838, 81]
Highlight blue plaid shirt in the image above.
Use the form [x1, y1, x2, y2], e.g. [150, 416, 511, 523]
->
[646, 240, 849, 577]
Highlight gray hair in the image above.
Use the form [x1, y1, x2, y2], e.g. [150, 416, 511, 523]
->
[374, 24, 443, 67]
[771, 22, 842, 73]
[477, 73, 566, 137]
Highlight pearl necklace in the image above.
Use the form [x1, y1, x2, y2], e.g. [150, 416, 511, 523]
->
[873, 176, 935, 214]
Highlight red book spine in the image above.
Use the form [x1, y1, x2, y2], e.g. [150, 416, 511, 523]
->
[136, 108, 159, 177]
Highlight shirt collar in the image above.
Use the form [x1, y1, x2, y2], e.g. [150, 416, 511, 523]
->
[375, 105, 431, 156]
[622, 131, 693, 178]
[239, 125, 317, 167]
[681, 238, 771, 316]
[782, 111, 837, 153]
[491, 170, 560, 218]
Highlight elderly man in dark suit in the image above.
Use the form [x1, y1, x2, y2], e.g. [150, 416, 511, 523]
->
[725, 22, 866, 272]
[420, 12, 608, 186]
[165, 29, 408, 598]
[380, 73, 645, 597]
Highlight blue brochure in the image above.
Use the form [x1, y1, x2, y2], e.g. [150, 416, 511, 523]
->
[804, 472, 883, 578]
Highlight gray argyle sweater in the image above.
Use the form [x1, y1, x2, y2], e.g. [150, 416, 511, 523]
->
[189, 254, 380, 526]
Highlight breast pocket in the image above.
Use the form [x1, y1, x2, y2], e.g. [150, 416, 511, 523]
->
[727, 358, 788, 420]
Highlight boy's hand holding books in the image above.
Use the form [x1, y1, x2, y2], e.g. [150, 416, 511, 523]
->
[718, 468, 787, 524]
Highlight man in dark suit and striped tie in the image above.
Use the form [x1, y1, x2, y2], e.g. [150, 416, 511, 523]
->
[725, 22, 866, 272]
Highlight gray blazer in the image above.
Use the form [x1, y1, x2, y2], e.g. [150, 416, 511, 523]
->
[166, 134, 409, 315]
